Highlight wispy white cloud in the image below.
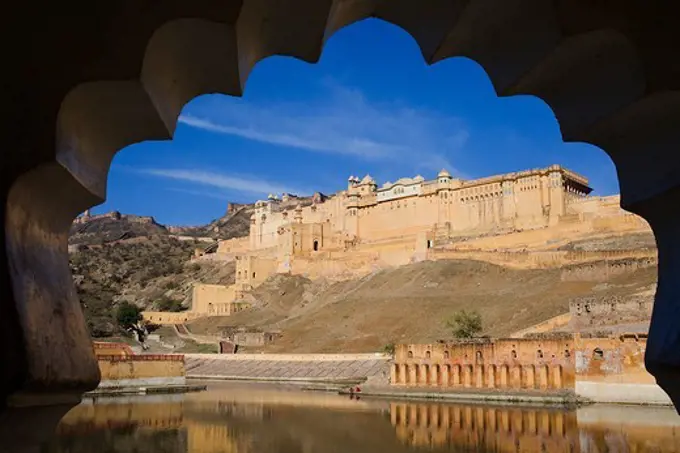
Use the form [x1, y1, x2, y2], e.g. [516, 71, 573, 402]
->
[132, 168, 309, 197]
[178, 81, 470, 176]
[164, 187, 232, 201]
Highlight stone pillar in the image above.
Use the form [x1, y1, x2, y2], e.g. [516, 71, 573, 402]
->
[499, 365, 509, 388]
[475, 365, 484, 388]
[511, 366, 522, 389]
[523, 365, 536, 389]
[487, 365, 496, 389]
[452, 365, 461, 386]
[463, 365, 473, 388]
[400, 364, 408, 385]
[431, 365, 439, 386]
[408, 365, 417, 387]
[538, 365, 549, 390]
[441, 365, 450, 387]
[551, 365, 563, 389]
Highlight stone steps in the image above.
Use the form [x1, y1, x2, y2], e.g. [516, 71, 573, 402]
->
[185, 357, 390, 381]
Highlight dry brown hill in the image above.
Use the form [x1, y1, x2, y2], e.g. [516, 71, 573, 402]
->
[188, 258, 657, 353]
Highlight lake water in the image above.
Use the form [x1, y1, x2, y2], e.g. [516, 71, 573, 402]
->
[42, 382, 680, 452]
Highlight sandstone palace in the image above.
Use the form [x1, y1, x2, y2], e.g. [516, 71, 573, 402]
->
[145, 164, 647, 324]
[249, 165, 592, 253]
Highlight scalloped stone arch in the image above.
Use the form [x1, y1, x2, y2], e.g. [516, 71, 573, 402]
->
[4, 1, 680, 447]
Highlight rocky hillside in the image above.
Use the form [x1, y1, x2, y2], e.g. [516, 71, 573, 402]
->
[70, 236, 235, 337]
[188, 257, 657, 353]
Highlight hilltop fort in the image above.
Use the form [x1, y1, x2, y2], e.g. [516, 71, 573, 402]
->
[143, 164, 651, 324]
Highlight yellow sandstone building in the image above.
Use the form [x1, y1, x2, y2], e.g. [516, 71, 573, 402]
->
[145, 165, 646, 324]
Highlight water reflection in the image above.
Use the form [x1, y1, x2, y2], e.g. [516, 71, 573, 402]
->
[42, 383, 680, 453]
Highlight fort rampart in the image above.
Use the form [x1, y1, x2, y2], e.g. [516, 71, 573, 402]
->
[93, 342, 186, 387]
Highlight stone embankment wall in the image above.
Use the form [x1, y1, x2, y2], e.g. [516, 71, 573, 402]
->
[393, 334, 670, 405]
[560, 256, 657, 282]
[142, 311, 205, 325]
[185, 353, 390, 382]
[430, 248, 656, 270]
[93, 342, 186, 387]
[569, 295, 654, 327]
[392, 340, 573, 391]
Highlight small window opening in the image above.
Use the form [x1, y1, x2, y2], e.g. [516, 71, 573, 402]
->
[313, 240, 319, 251]
[407, 351, 413, 359]
[593, 348, 604, 360]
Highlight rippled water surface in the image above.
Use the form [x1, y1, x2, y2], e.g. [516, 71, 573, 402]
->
[42, 382, 680, 452]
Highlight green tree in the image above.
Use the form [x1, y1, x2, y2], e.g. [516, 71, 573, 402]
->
[382, 342, 396, 356]
[446, 310, 483, 339]
[116, 301, 142, 328]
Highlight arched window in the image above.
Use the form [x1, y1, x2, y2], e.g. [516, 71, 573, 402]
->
[407, 351, 413, 359]
[444, 351, 450, 359]
[313, 240, 319, 251]
[425, 351, 431, 359]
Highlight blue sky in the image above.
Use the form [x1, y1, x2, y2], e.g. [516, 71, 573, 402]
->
[102, 19, 617, 226]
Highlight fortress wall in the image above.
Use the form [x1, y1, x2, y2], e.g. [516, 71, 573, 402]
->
[574, 335, 654, 385]
[561, 256, 657, 281]
[430, 249, 656, 270]
[356, 196, 438, 240]
[93, 342, 134, 357]
[569, 295, 654, 327]
[216, 236, 250, 254]
[97, 353, 186, 387]
[393, 339, 575, 391]
[291, 255, 379, 280]
[393, 335, 664, 404]
[142, 311, 205, 325]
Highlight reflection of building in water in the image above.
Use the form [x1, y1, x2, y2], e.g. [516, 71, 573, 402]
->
[390, 402, 579, 452]
[186, 424, 251, 453]
[56, 400, 185, 434]
[56, 400, 251, 453]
